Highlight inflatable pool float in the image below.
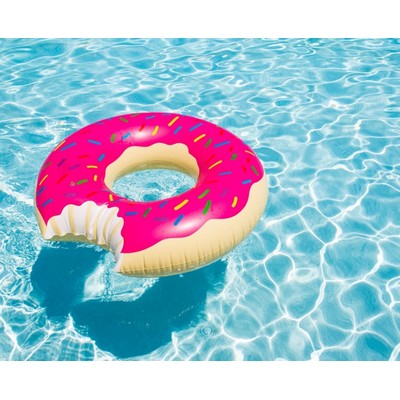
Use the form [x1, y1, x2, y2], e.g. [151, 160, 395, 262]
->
[34, 112, 268, 276]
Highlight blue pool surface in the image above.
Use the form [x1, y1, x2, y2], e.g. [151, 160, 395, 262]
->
[0, 38, 399, 361]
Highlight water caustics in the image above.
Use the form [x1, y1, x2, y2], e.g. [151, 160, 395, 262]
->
[0, 38, 400, 360]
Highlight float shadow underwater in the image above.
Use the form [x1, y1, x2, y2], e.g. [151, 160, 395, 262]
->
[30, 242, 227, 359]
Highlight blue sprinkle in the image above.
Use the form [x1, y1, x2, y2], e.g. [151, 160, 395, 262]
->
[173, 126, 182, 135]
[57, 158, 66, 167]
[88, 139, 101, 145]
[69, 164, 80, 170]
[159, 200, 168, 208]
[37, 186, 45, 196]
[125, 211, 138, 216]
[42, 198, 53, 207]
[174, 214, 184, 226]
[218, 171, 232, 176]
[60, 142, 77, 151]
[145, 115, 156, 119]
[122, 132, 130, 140]
[214, 140, 231, 148]
[242, 179, 252, 185]
[98, 153, 105, 162]
[189, 122, 203, 132]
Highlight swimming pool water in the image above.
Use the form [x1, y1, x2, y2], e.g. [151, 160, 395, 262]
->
[0, 38, 399, 360]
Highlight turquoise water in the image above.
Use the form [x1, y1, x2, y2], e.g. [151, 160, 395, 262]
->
[1, 38, 400, 361]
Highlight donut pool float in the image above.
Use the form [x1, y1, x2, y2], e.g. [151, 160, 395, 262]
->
[34, 112, 268, 277]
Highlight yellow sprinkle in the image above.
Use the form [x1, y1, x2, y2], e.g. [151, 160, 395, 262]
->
[245, 150, 256, 157]
[168, 116, 179, 126]
[109, 194, 114, 202]
[208, 160, 222, 170]
[174, 199, 189, 211]
[151, 126, 159, 136]
[86, 165, 98, 169]
[53, 140, 66, 152]
[232, 196, 238, 208]
[94, 174, 98, 182]
[194, 134, 206, 142]
[39, 174, 48, 186]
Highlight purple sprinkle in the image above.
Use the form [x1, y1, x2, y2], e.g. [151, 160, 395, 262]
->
[214, 140, 231, 148]
[57, 158, 66, 167]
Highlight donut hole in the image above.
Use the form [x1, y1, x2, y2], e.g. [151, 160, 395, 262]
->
[113, 168, 196, 202]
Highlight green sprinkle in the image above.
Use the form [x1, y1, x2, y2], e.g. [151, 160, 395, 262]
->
[120, 117, 128, 123]
[143, 207, 151, 218]
[251, 165, 259, 176]
[231, 153, 237, 160]
[110, 133, 116, 143]
[205, 139, 212, 148]
[76, 179, 88, 185]
[202, 200, 211, 215]
[198, 189, 210, 199]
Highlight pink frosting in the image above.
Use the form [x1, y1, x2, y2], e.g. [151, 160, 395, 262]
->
[35, 113, 265, 253]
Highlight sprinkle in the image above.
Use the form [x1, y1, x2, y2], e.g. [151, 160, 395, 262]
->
[242, 165, 247, 173]
[246, 157, 251, 163]
[110, 134, 116, 143]
[42, 198, 53, 207]
[155, 216, 168, 222]
[206, 154, 216, 164]
[98, 153, 105, 162]
[232, 196, 238, 208]
[221, 188, 228, 197]
[56, 174, 67, 184]
[174, 214, 184, 226]
[194, 134, 206, 142]
[145, 115, 155, 120]
[77, 179, 88, 185]
[130, 113, 139, 118]
[251, 165, 259, 176]
[205, 179, 219, 184]
[86, 191, 97, 198]
[126, 211, 138, 216]
[204, 138, 212, 148]
[87, 165, 98, 169]
[168, 116, 179, 126]
[231, 153, 237, 160]
[198, 188, 210, 199]
[78, 154, 89, 159]
[109, 194, 114, 202]
[53, 140, 66, 152]
[143, 207, 151, 218]
[120, 117, 128, 123]
[242, 179, 252, 185]
[57, 158, 66, 167]
[214, 140, 230, 148]
[69, 164, 80, 170]
[39, 174, 48, 186]
[229, 146, 233, 152]
[94, 175, 98, 182]
[88, 139, 101, 145]
[122, 132, 130, 140]
[208, 160, 222, 170]
[173, 126, 182, 135]
[37, 186, 45, 196]
[202, 200, 211, 215]
[139, 124, 145, 132]
[60, 142, 77, 151]
[42, 161, 52, 169]
[174, 199, 189, 211]
[219, 129, 225, 135]
[189, 122, 203, 132]
[159, 200, 168, 208]
[245, 150, 256, 157]
[151, 126, 159, 136]
[218, 171, 232, 176]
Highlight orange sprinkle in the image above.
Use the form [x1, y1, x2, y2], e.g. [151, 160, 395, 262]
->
[39, 174, 48, 186]
[194, 134, 206, 142]
[174, 199, 189, 211]
[168, 116, 179, 126]
[94, 174, 98, 182]
[151, 126, 159, 136]
[232, 196, 238, 208]
[86, 165, 98, 169]
[245, 150, 256, 157]
[109, 194, 114, 202]
[208, 160, 222, 170]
